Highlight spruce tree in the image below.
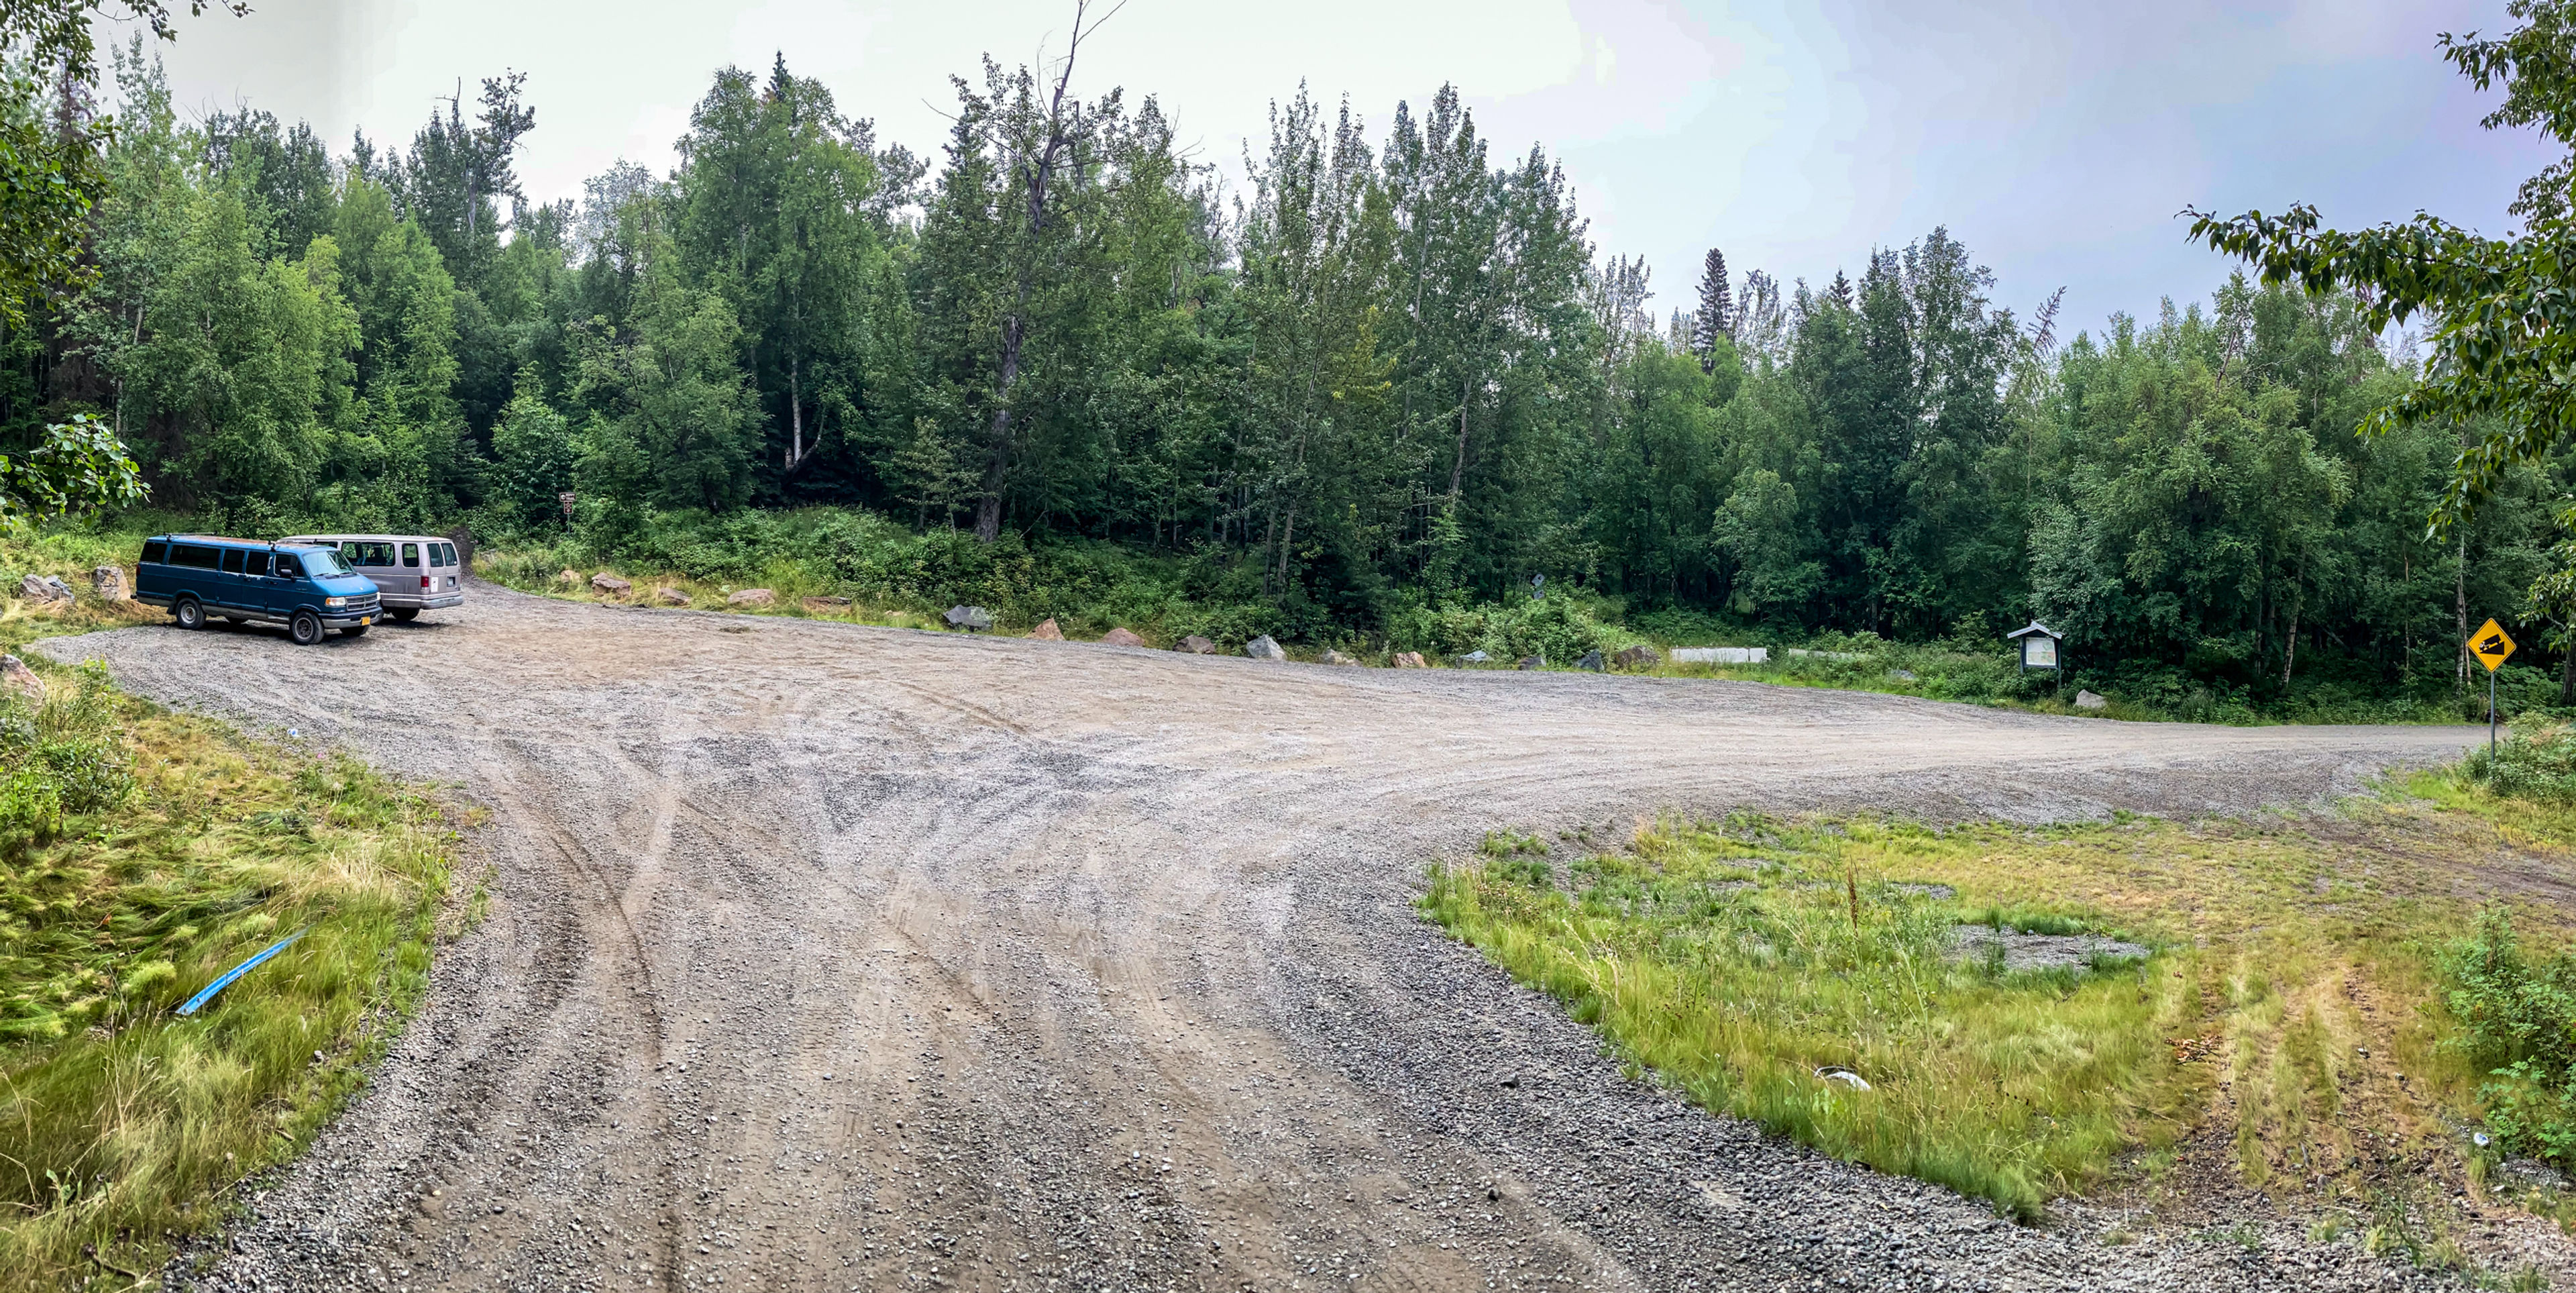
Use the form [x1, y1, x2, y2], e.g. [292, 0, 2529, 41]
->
[1692, 246, 1731, 372]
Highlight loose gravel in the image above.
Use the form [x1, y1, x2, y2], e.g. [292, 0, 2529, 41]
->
[37, 585, 2507, 1292]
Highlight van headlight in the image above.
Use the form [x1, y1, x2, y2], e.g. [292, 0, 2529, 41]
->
[325, 597, 348, 607]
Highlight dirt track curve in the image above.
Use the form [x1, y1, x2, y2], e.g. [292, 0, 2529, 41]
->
[43, 585, 2486, 1293]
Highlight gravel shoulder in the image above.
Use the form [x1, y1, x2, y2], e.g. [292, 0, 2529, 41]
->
[40, 584, 2490, 1292]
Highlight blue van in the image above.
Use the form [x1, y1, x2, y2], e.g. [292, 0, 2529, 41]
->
[133, 535, 384, 644]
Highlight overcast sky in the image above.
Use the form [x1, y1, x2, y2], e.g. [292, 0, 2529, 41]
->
[113, 0, 2560, 340]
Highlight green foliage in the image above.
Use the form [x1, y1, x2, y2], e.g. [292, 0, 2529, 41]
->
[7, 22, 2569, 713]
[2440, 905, 2576, 1164]
[2463, 715, 2576, 802]
[2188, 1, 2576, 533]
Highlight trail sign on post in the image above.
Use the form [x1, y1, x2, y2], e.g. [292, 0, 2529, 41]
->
[557, 490, 577, 524]
[2471, 617, 2516, 759]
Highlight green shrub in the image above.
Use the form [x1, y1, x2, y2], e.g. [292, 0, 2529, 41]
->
[2440, 904, 2576, 1164]
[2462, 717, 2576, 804]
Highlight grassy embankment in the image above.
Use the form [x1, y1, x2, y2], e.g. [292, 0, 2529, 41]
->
[0, 526, 460, 1288]
[1424, 773, 2576, 1280]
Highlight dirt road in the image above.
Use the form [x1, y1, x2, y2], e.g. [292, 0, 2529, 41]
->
[44, 587, 2483, 1292]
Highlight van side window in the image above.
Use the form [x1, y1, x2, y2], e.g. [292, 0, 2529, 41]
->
[340, 542, 362, 565]
[172, 544, 219, 569]
[441, 543, 459, 566]
[401, 543, 420, 567]
[141, 541, 167, 565]
[219, 548, 245, 574]
[243, 552, 271, 577]
[274, 554, 304, 579]
[428, 544, 445, 568]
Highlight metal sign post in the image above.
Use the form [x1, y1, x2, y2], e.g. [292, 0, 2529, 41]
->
[2470, 617, 2517, 759]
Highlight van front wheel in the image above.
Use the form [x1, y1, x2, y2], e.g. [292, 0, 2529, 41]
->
[288, 611, 324, 645]
[173, 597, 205, 630]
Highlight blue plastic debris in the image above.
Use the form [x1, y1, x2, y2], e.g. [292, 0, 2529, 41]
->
[176, 929, 308, 1017]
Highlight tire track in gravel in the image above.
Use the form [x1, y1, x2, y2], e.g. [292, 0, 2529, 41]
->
[35, 583, 2500, 1292]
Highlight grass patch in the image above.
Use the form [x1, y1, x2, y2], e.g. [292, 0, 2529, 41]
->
[1424, 794, 2575, 1224]
[0, 526, 460, 1288]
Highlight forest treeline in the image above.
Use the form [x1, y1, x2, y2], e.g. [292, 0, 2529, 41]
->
[3, 42, 2564, 710]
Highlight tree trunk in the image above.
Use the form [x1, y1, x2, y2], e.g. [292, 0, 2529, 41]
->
[2561, 630, 2573, 708]
[2457, 529, 2471, 690]
[2282, 602, 2298, 691]
[785, 356, 806, 473]
[1446, 374, 1472, 504]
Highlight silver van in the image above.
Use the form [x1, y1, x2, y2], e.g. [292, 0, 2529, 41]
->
[280, 533, 466, 621]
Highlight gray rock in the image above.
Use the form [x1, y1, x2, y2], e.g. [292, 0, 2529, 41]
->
[589, 573, 631, 597]
[92, 565, 129, 602]
[1243, 635, 1285, 661]
[945, 605, 994, 631]
[726, 588, 776, 608]
[1947, 925, 2146, 971]
[1175, 635, 1215, 655]
[1612, 645, 1659, 669]
[1321, 648, 1362, 666]
[1515, 655, 1545, 671]
[1576, 650, 1605, 672]
[1454, 650, 1489, 664]
[18, 573, 71, 605]
[653, 586, 692, 607]
[2074, 689, 2108, 711]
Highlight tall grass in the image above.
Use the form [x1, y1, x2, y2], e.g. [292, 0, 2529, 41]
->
[1426, 807, 2539, 1222]
[0, 527, 458, 1288]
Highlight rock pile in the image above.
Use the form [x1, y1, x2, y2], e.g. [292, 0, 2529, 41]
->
[18, 574, 72, 606]
[1099, 627, 1147, 648]
[1613, 645, 1658, 669]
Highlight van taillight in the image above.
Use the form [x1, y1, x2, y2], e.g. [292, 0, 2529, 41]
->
[420, 575, 431, 590]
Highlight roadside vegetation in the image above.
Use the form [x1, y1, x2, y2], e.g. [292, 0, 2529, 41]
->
[1425, 765, 2576, 1275]
[0, 533, 461, 1288]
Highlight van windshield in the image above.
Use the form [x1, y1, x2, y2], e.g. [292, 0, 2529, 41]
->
[297, 549, 352, 577]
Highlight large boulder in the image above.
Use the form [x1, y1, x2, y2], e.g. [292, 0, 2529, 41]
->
[91, 566, 129, 603]
[1028, 618, 1065, 640]
[1515, 655, 1546, 671]
[1, 655, 41, 705]
[1576, 650, 1606, 672]
[556, 568, 584, 587]
[654, 586, 692, 607]
[2074, 690, 2109, 711]
[727, 588, 777, 609]
[18, 574, 70, 606]
[945, 605, 994, 631]
[1244, 635, 1285, 661]
[1099, 627, 1148, 648]
[1391, 651, 1428, 668]
[590, 572, 632, 597]
[1176, 635, 1216, 655]
[1612, 644, 1659, 670]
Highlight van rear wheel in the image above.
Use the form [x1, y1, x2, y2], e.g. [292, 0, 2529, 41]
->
[173, 597, 204, 629]
[288, 611, 323, 645]
[389, 608, 419, 623]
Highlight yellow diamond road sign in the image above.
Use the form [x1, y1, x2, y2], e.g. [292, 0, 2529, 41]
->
[2472, 618, 2517, 673]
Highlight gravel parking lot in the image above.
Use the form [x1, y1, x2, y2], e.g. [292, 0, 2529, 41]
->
[42, 584, 2491, 1292]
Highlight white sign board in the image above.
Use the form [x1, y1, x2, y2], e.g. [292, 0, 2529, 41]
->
[2023, 637, 2056, 668]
